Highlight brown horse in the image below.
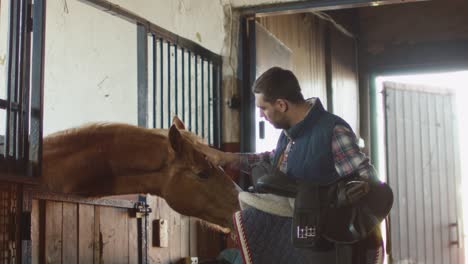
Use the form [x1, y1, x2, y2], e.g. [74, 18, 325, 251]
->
[41, 117, 240, 231]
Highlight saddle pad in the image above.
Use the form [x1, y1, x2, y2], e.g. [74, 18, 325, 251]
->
[233, 207, 336, 264]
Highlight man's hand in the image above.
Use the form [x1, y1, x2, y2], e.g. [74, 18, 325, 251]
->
[201, 147, 240, 168]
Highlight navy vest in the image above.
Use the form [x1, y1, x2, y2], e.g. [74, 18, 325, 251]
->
[273, 99, 351, 184]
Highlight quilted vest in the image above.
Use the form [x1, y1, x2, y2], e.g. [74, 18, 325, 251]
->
[273, 98, 351, 184]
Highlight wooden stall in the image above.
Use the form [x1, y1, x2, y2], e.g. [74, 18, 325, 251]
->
[0, 0, 226, 263]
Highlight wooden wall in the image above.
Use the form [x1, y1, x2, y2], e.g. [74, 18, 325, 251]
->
[0, 183, 18, 264]
[257, 14, 328, 106]
[146, 195, 224, 263]
[29, 193, 224, 264]
[357, 0, 468, 154]
[147, 196, 191, 263]
[257, 12, 360, 134]
[383, 83, 462, 264]
[31, 197, 140, 264]
[329, 14, 360, 134]
[359, 0, 468, 55]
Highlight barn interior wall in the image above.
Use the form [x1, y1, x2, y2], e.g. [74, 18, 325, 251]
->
[0, 0, 319, 142]
[357, 0, 468, 155]
[258, 11, 360, 135]
[257, 14, 328, 108]
[1, 1, 362, 262]
[0, 0, 10, 136]
[41, 0, 139, 135]
[103, 0, 304, 144]
[4, 1, 311, 262]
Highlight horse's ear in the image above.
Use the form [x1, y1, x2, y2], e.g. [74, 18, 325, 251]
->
[172, 116, 186, 130]
[169, 125, 183, 153]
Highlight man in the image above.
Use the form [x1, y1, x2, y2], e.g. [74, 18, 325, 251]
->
[205, 67, 384, 263]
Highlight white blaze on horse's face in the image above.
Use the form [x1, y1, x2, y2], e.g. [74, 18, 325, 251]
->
[163, 123, 240, 231]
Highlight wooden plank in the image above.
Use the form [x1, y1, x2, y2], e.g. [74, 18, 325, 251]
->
[156, 198, 171, 262]
[420, 92, 435, 264]
[128, 213, 138, 264]
[147, 195, 171, 263]
[385, 87, 400, 261]
[180, 215, 190, 258]
[410, 91, 426, 263]
[395, 89, 408, 261]
[450, 94, 465, 263]
[403, 90, 417, 260]
[435, 95, 450, 264]
[78, 204, 94, 264]
[330, 25, 359, 132]
[99, 206, 129, 263]
[94, 206, 101, 264]
[169, 210, 181, 262]
[45, 201, 62, 263]
[146, 195, 158, 263]
[258, 13, 327, 103]
[31, 199, 40, 264]
[443, 95, 460, 264]
[146, 194, 193, 262]
[189, 217, 198, 257]
[28, 189, 136, 209]
[428, 93, 442, 264]
[62, 202, 78, 264]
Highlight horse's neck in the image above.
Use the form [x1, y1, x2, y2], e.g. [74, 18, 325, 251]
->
[41, 124, 178, 197]
[108, 160, 183, 197]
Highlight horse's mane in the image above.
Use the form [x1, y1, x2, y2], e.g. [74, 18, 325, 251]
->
[44, 122, 207, 150]
[45, 122, 125, 137]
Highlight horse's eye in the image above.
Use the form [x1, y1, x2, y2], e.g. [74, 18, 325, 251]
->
[197, 170, 209, 179]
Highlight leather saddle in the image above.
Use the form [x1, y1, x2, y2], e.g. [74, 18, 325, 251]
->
[251, 161, 393, 247]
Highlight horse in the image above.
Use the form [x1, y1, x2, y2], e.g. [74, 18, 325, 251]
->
[41, 117, 240, 232]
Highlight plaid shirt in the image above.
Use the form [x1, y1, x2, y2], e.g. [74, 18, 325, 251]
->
[238, 109, 382, 264]
[239, 125, 377, 180]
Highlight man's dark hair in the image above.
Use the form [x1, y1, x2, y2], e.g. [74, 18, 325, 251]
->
[252, 67, 304, 103]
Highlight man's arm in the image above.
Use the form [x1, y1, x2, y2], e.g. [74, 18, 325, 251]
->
[202, 147, 274, 174]
[238, 151, 274, 174]
[332, 125, 378, 181]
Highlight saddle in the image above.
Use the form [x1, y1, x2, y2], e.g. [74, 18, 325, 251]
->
[251, 161, 393, 249]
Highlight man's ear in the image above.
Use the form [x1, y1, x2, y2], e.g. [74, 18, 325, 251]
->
[276, 99, 289, 112]
[172, 116, 186, 130]
[169, 125, 184, 153]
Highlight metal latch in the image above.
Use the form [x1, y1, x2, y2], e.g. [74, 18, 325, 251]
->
[130, 201, 152, 218]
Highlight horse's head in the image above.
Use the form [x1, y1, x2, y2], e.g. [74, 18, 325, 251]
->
[162, 118, 240, 232]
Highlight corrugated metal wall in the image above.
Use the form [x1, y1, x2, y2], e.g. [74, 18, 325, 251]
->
[384, 82, 463, 264]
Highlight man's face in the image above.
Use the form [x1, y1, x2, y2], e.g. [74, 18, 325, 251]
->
[255, 93, 289, 129]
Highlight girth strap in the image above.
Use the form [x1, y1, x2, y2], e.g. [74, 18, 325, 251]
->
[292, 182, 334, 250]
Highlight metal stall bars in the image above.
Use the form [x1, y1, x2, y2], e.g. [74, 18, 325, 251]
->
[0, 0, 45, 263]
[145, 27, 222, 148]
[80, 0, 222, 148]
[0, 0, 45, 180]
[78, 0, 222, 148]
[69, 2, 222, 264]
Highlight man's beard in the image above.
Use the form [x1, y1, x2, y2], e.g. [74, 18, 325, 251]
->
[270, 119, 289, 130]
